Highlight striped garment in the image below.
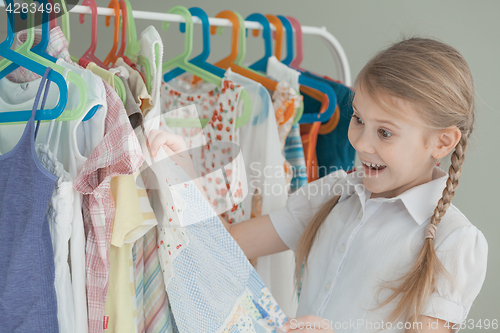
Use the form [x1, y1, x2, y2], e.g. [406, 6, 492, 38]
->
[132, 173, 173, 333]
[284, 123, 308, 194]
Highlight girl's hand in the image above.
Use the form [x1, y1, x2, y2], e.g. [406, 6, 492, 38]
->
[283, 315, 335, 332]
[147, 129, 188, 158]
[146, 129, 195, 172]
[146, 129, 213, 204]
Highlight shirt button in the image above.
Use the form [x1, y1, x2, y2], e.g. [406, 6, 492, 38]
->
[339, 244, 346, 253]
[325, 283, 331, 290]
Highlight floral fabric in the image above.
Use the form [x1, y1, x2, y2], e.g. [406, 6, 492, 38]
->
[160, 77, 248, 225]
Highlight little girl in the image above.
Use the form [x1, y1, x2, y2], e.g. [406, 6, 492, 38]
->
[148, 38, 488, 333]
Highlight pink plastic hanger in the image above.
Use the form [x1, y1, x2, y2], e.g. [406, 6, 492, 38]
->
[286, 16, 304, 70]
[48, 0, 57, 30]
[287, 16, 327, 79]
[79, 0, 108, 68]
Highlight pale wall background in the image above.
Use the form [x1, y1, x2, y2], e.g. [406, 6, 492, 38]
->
[1, 0, 499, 329]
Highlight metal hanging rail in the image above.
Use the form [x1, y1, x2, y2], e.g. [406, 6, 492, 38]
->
[0, 3, 352, 85]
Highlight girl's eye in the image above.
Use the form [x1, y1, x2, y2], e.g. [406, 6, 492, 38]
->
[379, 128, 393, 139]
[351, 114, 364, 125]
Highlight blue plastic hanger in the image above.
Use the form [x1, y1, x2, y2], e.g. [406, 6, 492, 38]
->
[1, 0, 97, 122]
[30, 0, 57, 62]
[297, 76, 337, 123]
[245, 13, 273, 72]
[163, 7, 225, 82]
[0, 6, 68, 123]
[3, 0, 58, 77]
[277, 15, 294, 66]
[244, 13, 338, 123]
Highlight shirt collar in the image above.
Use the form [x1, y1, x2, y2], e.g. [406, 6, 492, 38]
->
[344, 167, 449, 225]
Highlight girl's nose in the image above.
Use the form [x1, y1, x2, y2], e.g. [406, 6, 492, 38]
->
[353, 129, 377, 155]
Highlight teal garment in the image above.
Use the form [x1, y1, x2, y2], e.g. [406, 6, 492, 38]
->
[302, 72, 356, 177]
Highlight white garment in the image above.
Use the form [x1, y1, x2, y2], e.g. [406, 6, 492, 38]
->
[140, 25, 164, 118]
[269, 168, 488, 333]
[0, 61, 107, 333]
[267, 56, 301, 92]
[225, 68, 298, 317]
[36, 142, 75, 333]
[51, 60, 107, 333]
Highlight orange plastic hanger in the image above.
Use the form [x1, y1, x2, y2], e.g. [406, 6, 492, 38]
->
[212, 11, 324, 107]
[211, 11, 282, 93]
[300, 94, 329, 182]
[103, 0, 121, 66]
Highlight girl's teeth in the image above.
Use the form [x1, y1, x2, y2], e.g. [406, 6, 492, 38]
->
[363, 161, 386, 169]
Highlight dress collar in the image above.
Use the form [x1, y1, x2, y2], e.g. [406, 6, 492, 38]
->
[343, 167, 449, 225]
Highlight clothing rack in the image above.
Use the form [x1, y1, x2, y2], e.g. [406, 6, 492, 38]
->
[0, 3, 352, 85]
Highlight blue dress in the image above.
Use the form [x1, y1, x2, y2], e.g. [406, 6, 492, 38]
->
[0, 68, 59, 332]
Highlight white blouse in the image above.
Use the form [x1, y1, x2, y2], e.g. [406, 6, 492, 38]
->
[269, 168, 488, 332]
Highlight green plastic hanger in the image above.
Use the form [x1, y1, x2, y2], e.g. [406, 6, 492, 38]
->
[293, 96, 304, 125]
[161, 6, 252, 129]
[120, 0, 152, 93]
[114, 74, 127, 104]
[233, 12, 246, 66]
[59, 0, 79, 63]
[123, 0, 140, 61]
[0, 7, 87, 121]
[137, 55, 151, 94]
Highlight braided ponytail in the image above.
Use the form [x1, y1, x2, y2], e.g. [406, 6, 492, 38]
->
[431, 135, 469, 227]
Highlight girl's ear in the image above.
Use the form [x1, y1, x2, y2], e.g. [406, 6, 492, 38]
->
[432, 126, 462, 159]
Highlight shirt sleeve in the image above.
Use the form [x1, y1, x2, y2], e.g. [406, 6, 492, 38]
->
[421, 225, 488, 333]
[268, 169, 346, 252]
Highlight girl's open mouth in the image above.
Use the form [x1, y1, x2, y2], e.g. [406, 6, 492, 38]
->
[362, 161, 387, 175]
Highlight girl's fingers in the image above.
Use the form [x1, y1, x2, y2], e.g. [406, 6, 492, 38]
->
[147, 130, 187, 158]
[147, 130, 162, 157]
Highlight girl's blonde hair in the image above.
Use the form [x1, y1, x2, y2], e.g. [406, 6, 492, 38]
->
[294, 37, 475, 327]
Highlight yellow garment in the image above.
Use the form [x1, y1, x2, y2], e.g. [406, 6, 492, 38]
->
[105, 174, 155, 333]
[105, 244, 135, 333]
[116, 58, 152, 108]
[87, 62, 115, 88]
[110, 174, 156, 246]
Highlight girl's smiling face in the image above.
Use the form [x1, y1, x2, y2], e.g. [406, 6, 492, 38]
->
[348, 87, 439, 199]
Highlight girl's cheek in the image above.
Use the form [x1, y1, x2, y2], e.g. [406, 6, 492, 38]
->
[347, 123, 358, 149]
